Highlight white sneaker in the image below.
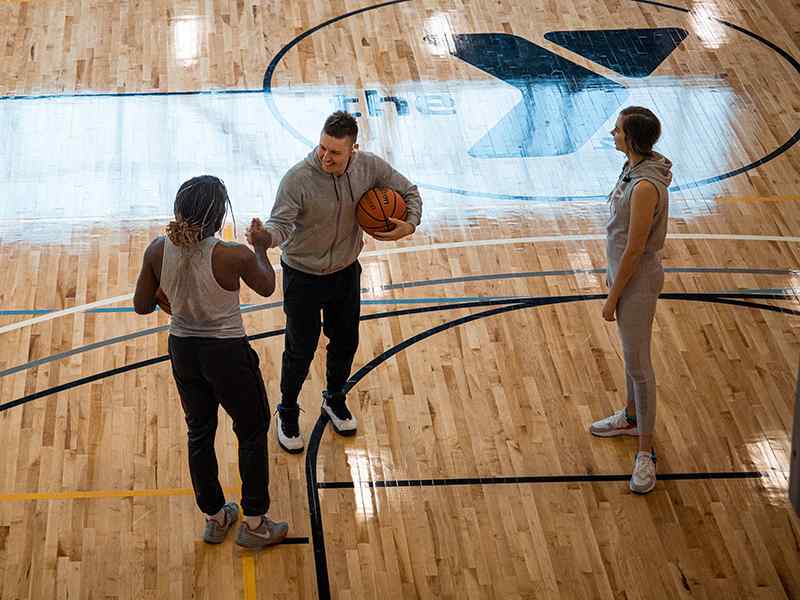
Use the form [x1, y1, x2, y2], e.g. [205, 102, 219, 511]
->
[276, 411, 304, 454]
[321, 392, 357, 436]
[590, 408, 639, 437]
[630, 451, 657, 494]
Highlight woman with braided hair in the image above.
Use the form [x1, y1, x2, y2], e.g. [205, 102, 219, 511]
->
[134, 175, 289, 548]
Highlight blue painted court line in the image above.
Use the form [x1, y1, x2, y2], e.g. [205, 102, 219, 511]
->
[3, 285, 798, 317]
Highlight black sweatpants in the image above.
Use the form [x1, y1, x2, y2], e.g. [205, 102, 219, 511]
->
[279, 260, 362, 411]
[168, 335, 270, 516]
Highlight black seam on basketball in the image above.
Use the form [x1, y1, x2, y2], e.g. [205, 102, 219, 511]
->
[357, 203, 387, 229]
[376, 189, 390, 222]
[362, 191, 385, 222]
[362, 202, 386, 224]
[386, 190, 398, 221]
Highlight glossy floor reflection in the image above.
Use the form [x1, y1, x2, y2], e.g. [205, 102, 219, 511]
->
[1, 0, 800, 599]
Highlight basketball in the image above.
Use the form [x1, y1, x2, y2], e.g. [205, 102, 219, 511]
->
[357, 187, 407, 234]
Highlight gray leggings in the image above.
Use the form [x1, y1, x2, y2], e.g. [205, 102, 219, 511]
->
[615, 265, 664, 436]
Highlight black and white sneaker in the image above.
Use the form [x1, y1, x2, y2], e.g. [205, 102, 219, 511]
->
[321, 391, 357, 436]
[276, 406, 304, 454]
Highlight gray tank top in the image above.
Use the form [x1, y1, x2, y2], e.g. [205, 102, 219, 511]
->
[161, 236, 245, 338]
[606, 153, 672, 285]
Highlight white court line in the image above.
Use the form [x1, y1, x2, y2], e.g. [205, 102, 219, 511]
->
[362, 233, 800, 256]
[2, 232, 799, 336]
[0, 293, 136, 335]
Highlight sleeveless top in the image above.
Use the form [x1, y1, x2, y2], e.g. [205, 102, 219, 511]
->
[606, 153, 672, 286]
[160, 236, 245, 338]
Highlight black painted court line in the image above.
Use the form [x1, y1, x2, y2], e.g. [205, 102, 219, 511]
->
[2, 292, 796, 414]
[303, 300, 532, 600]
[264, 0, 800, 200]
[281, 537, 310, 544]
[2, 291, 797, 600]
[2, 269, 795, 381]
[300, 292, 798, 599]
[0, 87, 264, 102]
[305, 414, 332, 599]
[632, 0, 800, 190]
[261, 0, 410, 147]
[316, 471, 765, 489]
[0, 297, 521, 413]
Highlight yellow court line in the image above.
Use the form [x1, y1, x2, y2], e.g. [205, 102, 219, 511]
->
[242, 555, 257, 600]
[0, 485, 239, 502]
[2, 484, 260, 599]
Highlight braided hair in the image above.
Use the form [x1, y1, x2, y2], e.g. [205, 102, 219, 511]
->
[166, 175, 233, 247]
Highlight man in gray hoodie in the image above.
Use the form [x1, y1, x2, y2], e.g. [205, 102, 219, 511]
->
[247, 111, 422, 453]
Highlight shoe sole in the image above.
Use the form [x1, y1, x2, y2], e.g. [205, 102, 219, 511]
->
[590, 428, 639, 438]
[629, 480, 656, 494]
[203, 534, 228, 544]
[235, 532, 288, 549]
[276, 422, 304, 454]
[321, 408, 357, 436]
[278, 440, 304, 454]
[276, 432, 304, 454]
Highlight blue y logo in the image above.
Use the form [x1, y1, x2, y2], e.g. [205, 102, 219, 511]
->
[451, 28, 687, 158]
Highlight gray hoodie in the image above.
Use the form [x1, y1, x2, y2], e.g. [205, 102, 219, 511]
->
[265, 149, 422, 275]
[606, 152, 672, 285]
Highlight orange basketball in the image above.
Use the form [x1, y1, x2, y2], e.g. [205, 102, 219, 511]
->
[357, 187, 407, 234]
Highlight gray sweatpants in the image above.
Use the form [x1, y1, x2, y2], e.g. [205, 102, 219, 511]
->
[615, 261, 664, 436]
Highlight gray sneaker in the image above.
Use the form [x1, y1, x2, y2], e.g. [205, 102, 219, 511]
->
[203, 502, 240, 544]
[629, 450, 657, 495]
[235, 516, 289, 549]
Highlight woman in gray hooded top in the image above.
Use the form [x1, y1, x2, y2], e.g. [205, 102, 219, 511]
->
[590, 106, 672, 495]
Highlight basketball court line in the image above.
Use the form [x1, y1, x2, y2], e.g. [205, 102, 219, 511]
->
[2, 232, 800, 337]
[1, 265, 796, 318]
[0, 486, 215, 501]
[302, 291, 798, 599]
[0, 472, 762, 502]
[0, 293, 134, 335]
[0, 187, 794, 225]
[2, 5, 798, 600]
[0, 88, 263, 102]
[1, 291, 795, 415]
[315, 471, 764, 488]
[0, 272, 797, 382]
[262, 0, 800, 205]
[241, 556, 257, 600]
[0, 289, 795, 599]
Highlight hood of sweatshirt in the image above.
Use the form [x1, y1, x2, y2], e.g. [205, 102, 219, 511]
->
[632, 152, 672, 188]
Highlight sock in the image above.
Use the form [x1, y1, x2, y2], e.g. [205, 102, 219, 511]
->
[245, 515, 264, 529]
[625, 408, 637, 425]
